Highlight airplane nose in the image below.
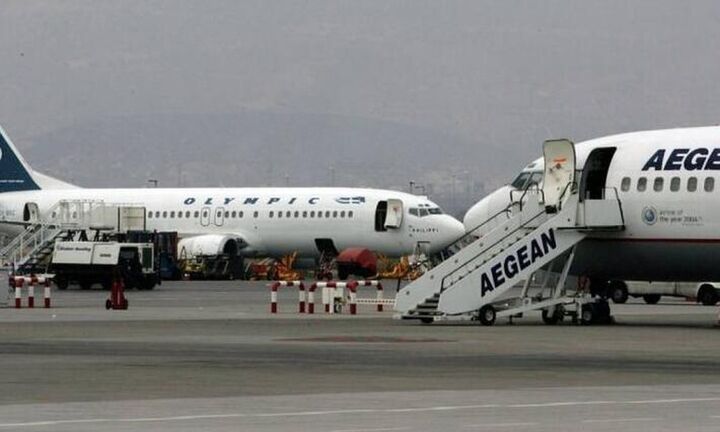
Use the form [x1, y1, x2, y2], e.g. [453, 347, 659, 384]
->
[439, 216, 466, 249]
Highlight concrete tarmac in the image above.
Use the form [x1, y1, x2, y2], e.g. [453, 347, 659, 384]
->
[0, 280, 718, 431]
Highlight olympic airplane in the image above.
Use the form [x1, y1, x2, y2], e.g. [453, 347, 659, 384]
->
[463, 126, 720, 303]
[0, 124, 464, 260]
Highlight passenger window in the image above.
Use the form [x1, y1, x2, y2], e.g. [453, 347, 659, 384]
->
[239, 211, 244, 218]
[231, 211, 237, 218]
[155, 211, 160, 218]
[177, 211, 182, 219]
[302, 211, 308, 218]
[278, 211, 282, 218]
[185, 211, 191, 218]
[224, 211, 229, 218]
[670, 177, 680, 192]
[325, 211, 331, 218]
[202, 210, 208, 218]
[333, 211, 338, 218]
[294, 211, 299, 218]
[409, 208, 419, 216]
[311, 211, 316, 218]
[162, 211, 168, 218]
[637, 177, 647, 192]
[193, 211, 199, 218]
[340, 211, 345, 218]
[705, 177, 715, 192]
[216, 210, 221, 218]
[620, 177, 631, 192]
[348, 211, 354, 218]
[317, 211, 322, 218]
[269, 211, 274, 218]
[253, 211, 258, 218]
[286, 211, 292, 218]
[653, 177, 663, 192]
[148, 212, 153, 219]
[170, 211, 176, 218]
[688, 177, 697, 192]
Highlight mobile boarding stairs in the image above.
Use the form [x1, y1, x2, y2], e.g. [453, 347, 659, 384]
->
[395, 139, 626, 325]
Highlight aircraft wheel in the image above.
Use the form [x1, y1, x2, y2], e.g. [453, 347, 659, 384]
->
[478, 305, 496, 326]
[609, 280, 628, 304]
[419, 317, 434, 325]
[643, 294, 661, 305]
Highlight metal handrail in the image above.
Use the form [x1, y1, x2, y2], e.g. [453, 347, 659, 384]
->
[440, 208, 548, 292]
[445, 206, 512, 251]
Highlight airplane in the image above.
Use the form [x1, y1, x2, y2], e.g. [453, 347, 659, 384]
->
[0, 124, 465, 266]
[462, 125, 720, 306]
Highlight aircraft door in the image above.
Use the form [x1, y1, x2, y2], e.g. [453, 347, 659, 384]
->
[542, 139, 576, 208]
[214, 207, 225, 226]
[384, 199, 403, 229]
[200, 206, 211, 226]
[23, 202, 39, 223]
[579, 147, 617, 200]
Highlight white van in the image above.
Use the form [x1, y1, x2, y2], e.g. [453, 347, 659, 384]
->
[607, 281, 719, 305]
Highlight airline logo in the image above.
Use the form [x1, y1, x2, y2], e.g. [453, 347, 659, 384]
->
[480, 228, 557, 296]
[642, 148, 720, 171]
[335, 196, 366, 204]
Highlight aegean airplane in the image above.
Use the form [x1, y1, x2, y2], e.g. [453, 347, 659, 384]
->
[463, 126, 720, 305]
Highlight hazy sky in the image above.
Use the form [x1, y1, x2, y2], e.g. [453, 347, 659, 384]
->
[2, 0, 720, 205]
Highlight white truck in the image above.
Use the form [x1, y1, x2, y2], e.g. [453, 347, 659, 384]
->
[50, 241, 157, 290]
[608, 280, 719, 305]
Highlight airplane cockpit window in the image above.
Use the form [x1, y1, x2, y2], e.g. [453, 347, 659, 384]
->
[510, 172, 531, 189]
[527, 172, 543, 187]
[409, 208, 419, 216]
[428, 207, 443, 215]
[418, 208, 429, 217]
[510, 171, 543, 190]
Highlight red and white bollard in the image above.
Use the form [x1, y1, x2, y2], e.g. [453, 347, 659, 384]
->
[13, 277, 22, 309]
[347, 282, 358, 315]
[270, 284, 279, 313]
[27, 275, 38, 309]
[43, 279, 51, 309]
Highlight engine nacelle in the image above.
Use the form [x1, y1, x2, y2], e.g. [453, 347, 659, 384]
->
[177, 234, 243, 259]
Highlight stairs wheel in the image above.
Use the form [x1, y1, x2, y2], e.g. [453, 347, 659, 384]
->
[419, 317, 434, 325]
[609, 281, 629, 304]
[541, 306, 564, 325]
[478, 305, 496, 326]
[580, 304, 595, 325]
[642, 294, 661, 305]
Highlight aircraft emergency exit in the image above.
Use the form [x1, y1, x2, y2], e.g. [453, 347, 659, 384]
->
[0, 124, 464, 260]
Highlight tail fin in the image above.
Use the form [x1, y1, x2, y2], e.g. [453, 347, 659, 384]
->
[0, 125, 40, 193]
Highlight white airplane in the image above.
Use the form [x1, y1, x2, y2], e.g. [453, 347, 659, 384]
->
[0, 125, 465, 260]
[463, 125, 720, 305]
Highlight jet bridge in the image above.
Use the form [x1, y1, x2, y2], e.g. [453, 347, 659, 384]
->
[395, 139, 625, 325]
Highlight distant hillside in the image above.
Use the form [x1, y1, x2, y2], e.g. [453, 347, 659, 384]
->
[22, 113, 513, 212]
